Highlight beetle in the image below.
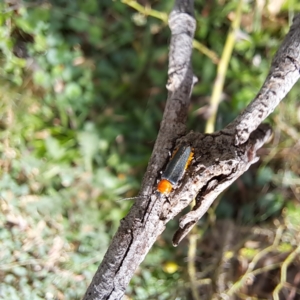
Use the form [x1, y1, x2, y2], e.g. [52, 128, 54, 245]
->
[157, 145, 194, 194]
[118, 145, 193, 202]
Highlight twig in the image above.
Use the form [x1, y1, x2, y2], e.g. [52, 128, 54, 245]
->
[187, 230, 201, 300]
[121, 0, 168, 23]
[225, 225, 284, 297]
[205, 0, 243, 133]
[122, 0, 219, 63]
[192, 39, 219, 64]
[224, 14, 300, 145]
[273, 244, 300, 300]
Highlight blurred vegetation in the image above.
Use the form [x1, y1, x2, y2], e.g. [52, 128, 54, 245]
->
[1, 0, 300, 299]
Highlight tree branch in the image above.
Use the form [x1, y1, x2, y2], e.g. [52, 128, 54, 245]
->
[83, 4, 300, 299]
[224, 14, 300, 145]
[83, 1, 196, 298]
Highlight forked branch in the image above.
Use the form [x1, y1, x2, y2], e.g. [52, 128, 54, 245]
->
[83, 1, 300, 298]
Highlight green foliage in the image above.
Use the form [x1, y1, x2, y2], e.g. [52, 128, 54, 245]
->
[1, 0, 300, 299]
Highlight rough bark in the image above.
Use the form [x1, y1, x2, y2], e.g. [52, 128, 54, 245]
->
[83, 2, 300, 298]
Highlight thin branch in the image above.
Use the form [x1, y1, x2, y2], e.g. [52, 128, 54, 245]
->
[225, 225, 284, 297]
[205, 0, 243, 133]
[192, 39, 219, 64]
[187, 230, 201, 300]
[273, 244, 300, 300]
[224, 14, 300, 145]
[121, 0, 168, 23]
[122, 0, 219, 63]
